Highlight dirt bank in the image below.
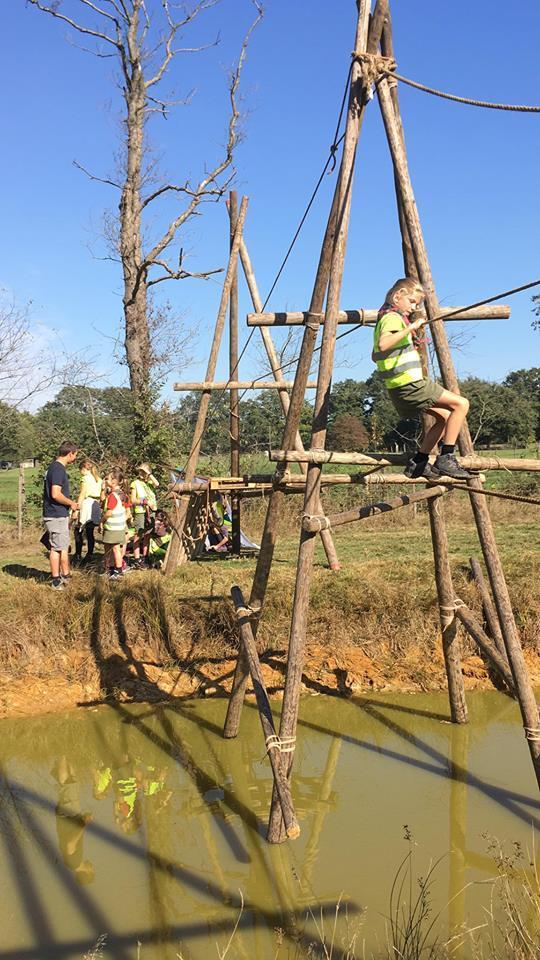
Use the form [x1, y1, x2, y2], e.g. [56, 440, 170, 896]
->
[1, 519, 540, 718]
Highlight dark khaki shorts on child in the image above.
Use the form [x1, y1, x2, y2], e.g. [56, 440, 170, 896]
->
[388, 378, 444, 419]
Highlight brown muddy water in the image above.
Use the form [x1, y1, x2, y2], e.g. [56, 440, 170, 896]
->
[0, 692, 538, 960]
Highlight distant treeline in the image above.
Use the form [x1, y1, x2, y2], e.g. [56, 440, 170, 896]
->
[1, 367, 539, 466]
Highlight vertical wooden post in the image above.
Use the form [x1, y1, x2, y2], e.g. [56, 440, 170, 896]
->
[17, 463, 25, 541]
[428, 496, 468, 723]
[377, 66, 540, 786]
[163, 196, 248, 576]
[229, 191, 241, 556]
[267, 0, 372, 843]
[223, 0, 388, 742]
[382, 11, 466, 723]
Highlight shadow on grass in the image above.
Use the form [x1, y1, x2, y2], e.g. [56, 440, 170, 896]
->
[2, 564, 50, 584]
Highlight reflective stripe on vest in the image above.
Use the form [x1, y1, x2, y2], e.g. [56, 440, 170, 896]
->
[131, 478, 157, 514]
[373, 313, 423, 389]
[104, 492, 126, 532]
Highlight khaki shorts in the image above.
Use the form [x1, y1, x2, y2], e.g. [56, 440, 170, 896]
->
[103, 529, 126, 545]
[43, 516, 70, 552]
[387, 378, 444, 419]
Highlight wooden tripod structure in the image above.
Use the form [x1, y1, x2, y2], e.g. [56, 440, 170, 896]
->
[220, 0, 540, 843]
[163, 193, 341, 572]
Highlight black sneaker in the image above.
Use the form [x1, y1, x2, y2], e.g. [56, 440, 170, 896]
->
[51, 577, 64, 591]
[432, 453, 472, 480]
[403, 457, 437, 480]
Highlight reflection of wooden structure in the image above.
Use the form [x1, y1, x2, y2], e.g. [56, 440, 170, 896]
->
[222, 0, 540, 843]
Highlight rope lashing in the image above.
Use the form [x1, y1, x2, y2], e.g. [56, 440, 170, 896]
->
[303, 514, 331, 532]
[265, 734, 296, 754]
[352, 50, 540, 112]
[524, 727, 540, 742]
[353, 51, 396, 95]
[439, 597, 466, 629]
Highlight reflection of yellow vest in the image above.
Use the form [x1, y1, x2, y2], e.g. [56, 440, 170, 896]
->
[131, 478, 157, 514]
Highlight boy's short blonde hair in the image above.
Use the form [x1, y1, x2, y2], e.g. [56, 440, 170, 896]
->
[385, 277, 424, 306]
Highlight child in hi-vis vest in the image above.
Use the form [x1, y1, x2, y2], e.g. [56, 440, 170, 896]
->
[102, 468, 130, 580]
[373, 278, 472, 480]
[130, 463, 159, 567]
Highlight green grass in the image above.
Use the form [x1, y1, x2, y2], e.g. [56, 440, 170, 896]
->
[0, 468, 41, 522]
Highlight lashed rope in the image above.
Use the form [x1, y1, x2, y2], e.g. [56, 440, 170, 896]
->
[265, 734, 296, 754]
[352, 51, 540, 112]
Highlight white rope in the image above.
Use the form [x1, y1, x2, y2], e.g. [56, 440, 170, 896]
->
[524, 727, 540, 742]
[439, 597, 466, 629]
[265, 734, 297, 754]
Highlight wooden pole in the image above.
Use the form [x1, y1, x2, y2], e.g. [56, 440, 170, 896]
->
[267, 0, 373, 843]
[269, 450, 540, 473]
[302, 484, 448, 531]
[17, 463, 25, 542]
[163, 196, 248, 576]
[247, 304, 510, 326]
[231, 586, 300, 839]
[377, 60, 540, 785]
[173, 380, 319, 391]
[469, 557, 506, 658]
[454, 604, 514, 693]
[427, 498, 467, 722]
[224, 0, 388, 744]
[229, 191, 241, 557]
[234, 225, 340, 571]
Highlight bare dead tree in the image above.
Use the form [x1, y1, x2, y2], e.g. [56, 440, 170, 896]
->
[27, 0, 263, 455]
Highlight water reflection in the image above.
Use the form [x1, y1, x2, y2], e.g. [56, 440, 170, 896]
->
[0, 692, 537, 959]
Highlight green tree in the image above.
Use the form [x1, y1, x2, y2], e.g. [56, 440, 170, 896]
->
[328, 413, 369, 451]
[503, 368, 540, 439]
[462, 376, 537, 446]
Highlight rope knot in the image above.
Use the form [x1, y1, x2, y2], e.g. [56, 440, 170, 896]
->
[265, 735, 296, 755]
[352, 51, 396, 96]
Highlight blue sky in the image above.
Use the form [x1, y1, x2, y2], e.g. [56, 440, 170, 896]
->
[1, 0, 539, 406]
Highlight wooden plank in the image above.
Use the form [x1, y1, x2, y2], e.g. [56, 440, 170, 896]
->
[231, 586, 300, 839]
[247, 305, 510, 326]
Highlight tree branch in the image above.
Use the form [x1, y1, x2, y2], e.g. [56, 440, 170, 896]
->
[145, 0, 221, 89]
[145, 0, 263, 264]
[73, 159, 122, 189]
[27, 0, 120, 48]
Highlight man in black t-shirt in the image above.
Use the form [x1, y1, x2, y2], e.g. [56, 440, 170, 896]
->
[42, 440, 79, 590]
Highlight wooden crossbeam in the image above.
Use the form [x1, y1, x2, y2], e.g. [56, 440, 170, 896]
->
[270, 450, 540, 472]
[301, 485, 448, 532]
[173, 380, 318, 391]
[247, 305, 510, 326]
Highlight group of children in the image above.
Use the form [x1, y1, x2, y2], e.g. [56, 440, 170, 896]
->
[74, 462, 171, 580]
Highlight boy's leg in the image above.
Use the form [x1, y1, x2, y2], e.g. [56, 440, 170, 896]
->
[74, 525, 83, 559]
[60, 549, 70, 577]
[426, 390, 470, 446]
[86, 522, 95, 557]
[418, 408, 449, 454]
[50, 548, 61, 578]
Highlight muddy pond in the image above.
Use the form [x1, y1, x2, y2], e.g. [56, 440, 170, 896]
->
[0, 691, 538, 959]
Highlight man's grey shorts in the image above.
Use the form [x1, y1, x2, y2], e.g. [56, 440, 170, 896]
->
[43, 517, 70, 552]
